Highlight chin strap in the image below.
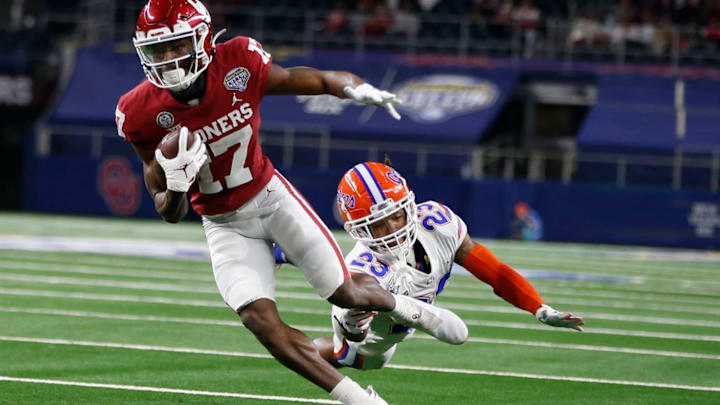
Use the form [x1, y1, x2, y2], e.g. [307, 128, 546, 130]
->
[210, 28, 227, 55]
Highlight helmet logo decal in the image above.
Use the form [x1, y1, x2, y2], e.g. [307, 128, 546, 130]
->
[224, 67, 250, 92]
[386, 170, 403, 185]
[336, 191, 356, 209]
[156, 111, 175, 129]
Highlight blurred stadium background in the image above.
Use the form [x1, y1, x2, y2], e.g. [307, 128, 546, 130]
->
[1, 0, 719, 247]
[1, 0, 720, 404]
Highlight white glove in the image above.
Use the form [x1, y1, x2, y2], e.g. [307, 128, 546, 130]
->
[535, 304, 584, 331]
[335, 308, 378, 336]
[343, 83, 402, 120]
[154, 127, 208, 193]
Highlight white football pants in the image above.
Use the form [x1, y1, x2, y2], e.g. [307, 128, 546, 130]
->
[202, 171, 349, 311]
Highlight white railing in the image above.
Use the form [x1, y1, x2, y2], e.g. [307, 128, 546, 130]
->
[36, 124, 720, 193]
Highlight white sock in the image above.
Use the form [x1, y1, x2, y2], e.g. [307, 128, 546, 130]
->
[390, 294, 439, 329]
[330, 376, 370, 405]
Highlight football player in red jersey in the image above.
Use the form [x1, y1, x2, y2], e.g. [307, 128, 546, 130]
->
[115, 1, 467, 404]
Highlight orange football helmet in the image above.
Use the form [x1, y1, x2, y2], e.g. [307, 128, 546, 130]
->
[337, 162, 417, 261]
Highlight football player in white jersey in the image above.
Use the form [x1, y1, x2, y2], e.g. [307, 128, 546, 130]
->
[311, 160, 585, 370]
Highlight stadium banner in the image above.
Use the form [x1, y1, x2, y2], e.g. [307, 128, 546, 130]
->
[23, 157, 720, 249]
[259, 64, 520, 142]
[46, 45, 519, 142]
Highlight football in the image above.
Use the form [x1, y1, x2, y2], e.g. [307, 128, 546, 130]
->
[149, 130, 196, 190]
[157, 129, 196, 160]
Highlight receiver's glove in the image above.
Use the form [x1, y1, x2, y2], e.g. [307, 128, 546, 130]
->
[344, 83, 402, 120]
[155, 127, 207, 193]
[335, 308, 378, 335]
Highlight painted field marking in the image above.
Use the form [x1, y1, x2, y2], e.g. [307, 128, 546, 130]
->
[1, 274, 719, 327]
[1, 262, 718, 316]
[1, 308, 719, 360]
[0, 260, 212, 282]
[0, 376, 340, 403]
[1, 337, 719, 392]
[2, 288, 719, 342]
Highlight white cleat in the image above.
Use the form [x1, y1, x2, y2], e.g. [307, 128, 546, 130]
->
[366, 385, 389, 405]
[391, 294, 468, 345]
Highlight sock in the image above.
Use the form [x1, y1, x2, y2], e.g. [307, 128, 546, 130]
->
[390, 294, 440, 330]
[330, 376, 370, 405]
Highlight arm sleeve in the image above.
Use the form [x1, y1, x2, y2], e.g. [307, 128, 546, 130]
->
[461, 244, 544, 314]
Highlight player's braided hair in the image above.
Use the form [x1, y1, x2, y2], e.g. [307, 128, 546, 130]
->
[384, 153, 393, 167]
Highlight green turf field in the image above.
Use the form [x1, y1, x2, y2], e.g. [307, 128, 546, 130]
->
[1, 212, 719, 404]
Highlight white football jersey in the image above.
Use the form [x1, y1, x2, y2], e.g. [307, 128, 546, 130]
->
[332, 200, 467, 364]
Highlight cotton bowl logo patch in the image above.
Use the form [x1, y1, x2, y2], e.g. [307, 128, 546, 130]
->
[392, 74, 498, 123]
[224, 67, 250, 92]
[156, 111, 174, 129]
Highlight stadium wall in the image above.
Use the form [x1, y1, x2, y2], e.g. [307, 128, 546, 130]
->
[23, 156, 720, 249]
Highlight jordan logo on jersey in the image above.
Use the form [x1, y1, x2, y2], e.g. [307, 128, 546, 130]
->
[224, 67, 250, 92]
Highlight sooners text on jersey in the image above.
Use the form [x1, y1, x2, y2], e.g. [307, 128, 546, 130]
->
[115, 36, 274, 215]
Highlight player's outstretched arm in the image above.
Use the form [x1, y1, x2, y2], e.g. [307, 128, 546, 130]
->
[454, 235, 584, 331]
[264, 64, 401, 120]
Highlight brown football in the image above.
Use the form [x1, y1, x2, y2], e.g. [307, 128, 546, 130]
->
[157, 129, 196, 160]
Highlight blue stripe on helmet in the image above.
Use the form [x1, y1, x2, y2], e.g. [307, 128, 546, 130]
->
[362, 162, 386, 200]
[353, 166, 377, 204]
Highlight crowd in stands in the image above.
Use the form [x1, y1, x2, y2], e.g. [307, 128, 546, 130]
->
[313, 0, 720, 59]
[2, 0, 720, 73]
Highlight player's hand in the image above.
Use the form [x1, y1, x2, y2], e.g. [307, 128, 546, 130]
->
[343, 83, 402, 120]
[535, 304, 584, 331]
[336, 308, 378, 335]
[155, 127, 208, 193]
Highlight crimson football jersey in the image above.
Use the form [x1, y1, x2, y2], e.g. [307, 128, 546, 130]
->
[115, 36, 275, 215]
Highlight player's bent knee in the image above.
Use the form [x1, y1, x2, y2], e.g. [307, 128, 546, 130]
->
[238, 299, 285, 337]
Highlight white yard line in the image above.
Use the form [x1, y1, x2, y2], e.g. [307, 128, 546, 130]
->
[0, 235, 209, 261]
[1, 288, 718, 342]
[1, 337, 719, 392]
[488, 253, 720, 277]
[4, 259, 718, 315]
[1, 274, 719, 327]
[1, 309, 718, 360]
[439, 289, 720, 315]
[463, 320, 720, 342]
[0, 376, 340, 403]
[442, 286, 720, 307]
[439, 303, 720, 328]
[0, 251, 208, 273]
[0, 273, 219, 294]
[0, 260, 212, 282]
